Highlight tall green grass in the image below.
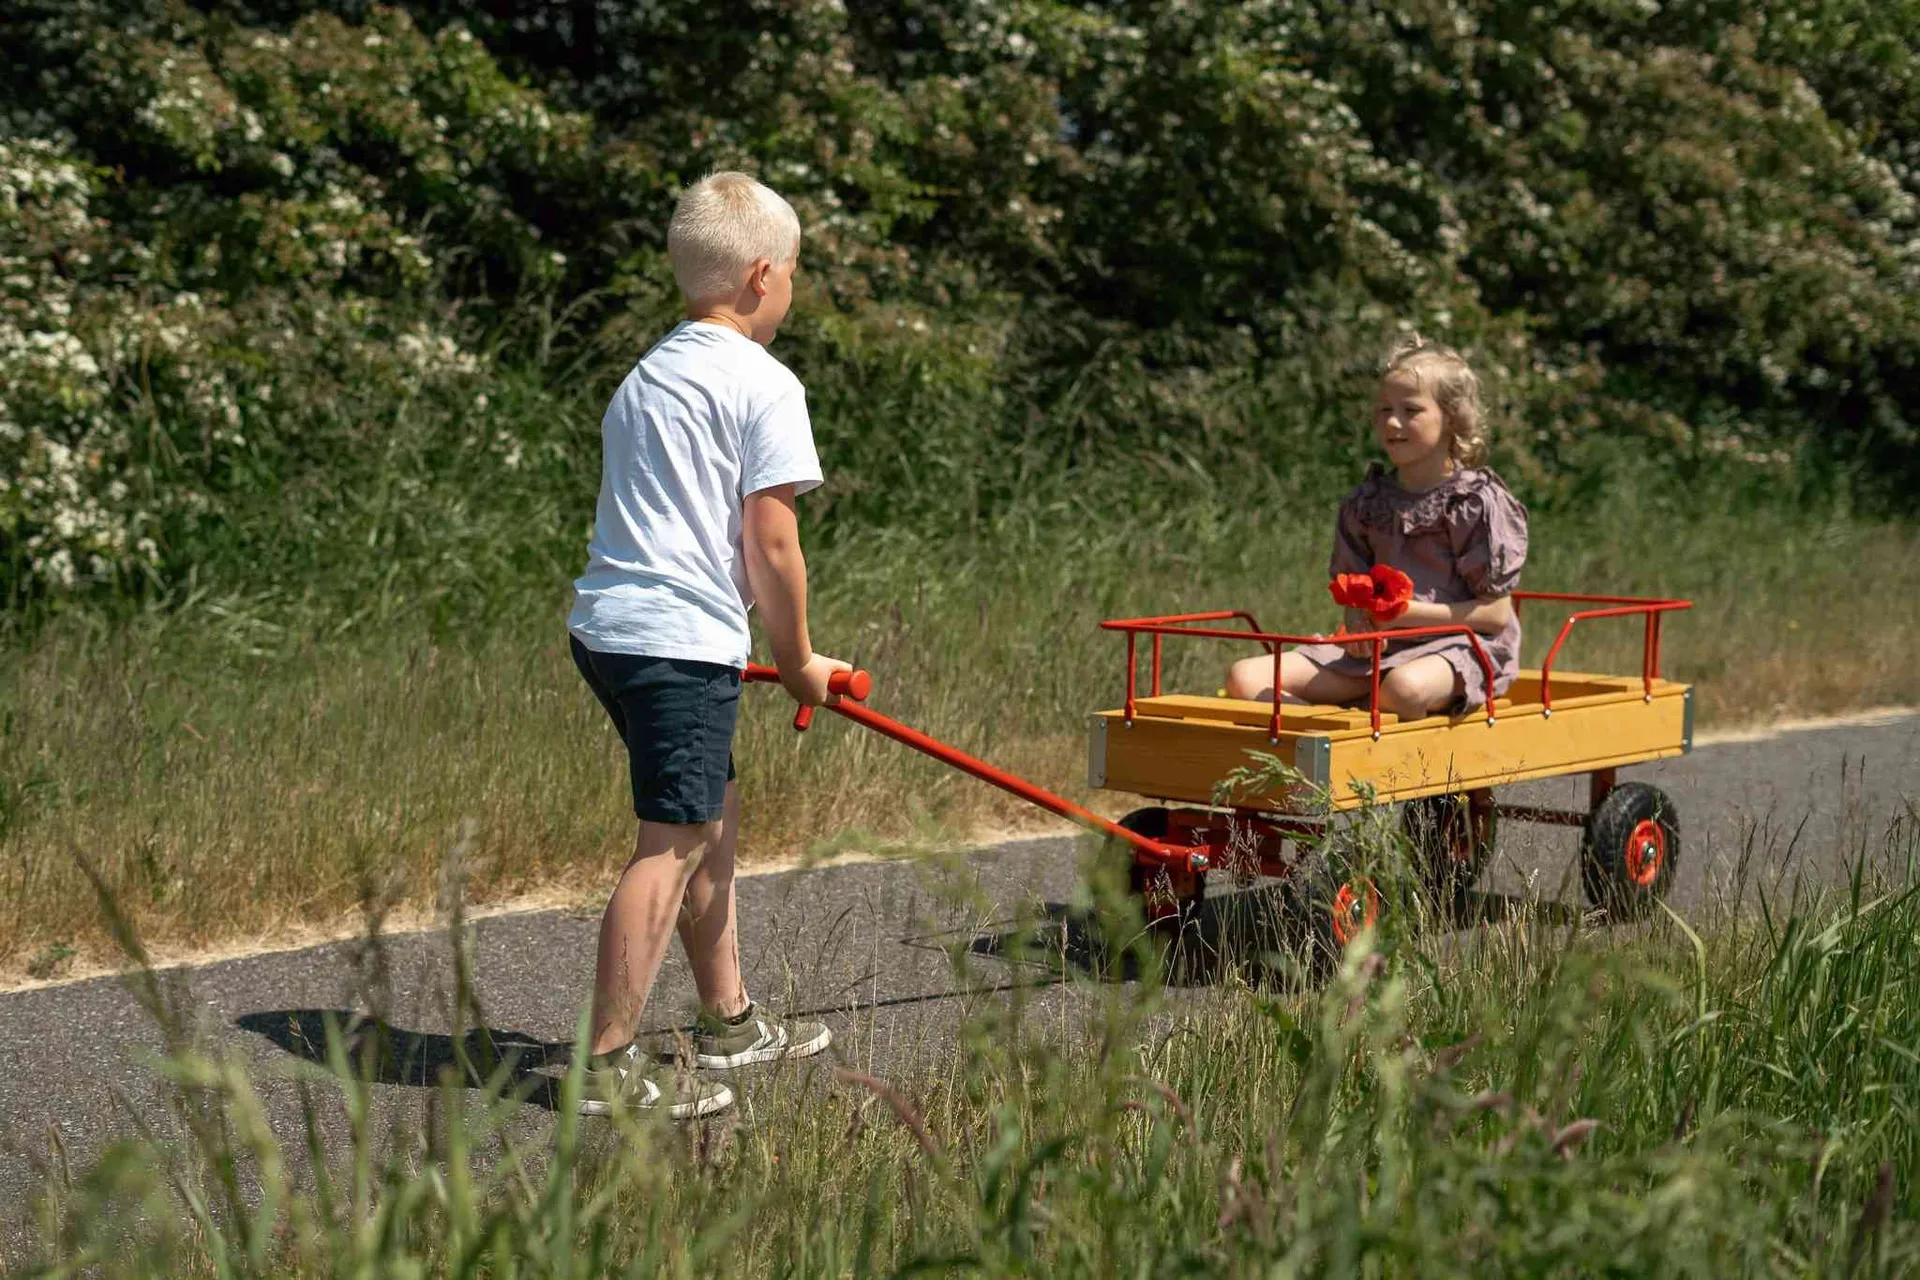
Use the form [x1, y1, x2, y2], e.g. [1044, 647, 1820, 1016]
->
[3, 486, 1916, 978]
[15, 809, 1919, 1276]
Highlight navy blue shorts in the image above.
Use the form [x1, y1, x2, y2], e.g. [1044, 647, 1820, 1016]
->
[570, 635, 740, 825]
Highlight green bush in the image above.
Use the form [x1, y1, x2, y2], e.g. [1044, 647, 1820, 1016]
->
[2, 0, 1915, 612]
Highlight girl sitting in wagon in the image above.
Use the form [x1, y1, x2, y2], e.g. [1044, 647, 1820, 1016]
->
[1227, 335, 1529, 721]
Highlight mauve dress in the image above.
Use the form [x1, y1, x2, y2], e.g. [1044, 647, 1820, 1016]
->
[1291, 464, 1530, 709]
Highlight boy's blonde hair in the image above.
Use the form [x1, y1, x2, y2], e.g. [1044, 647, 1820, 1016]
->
[667, 172, 801, 304]
[1381, 333, 1488, 467]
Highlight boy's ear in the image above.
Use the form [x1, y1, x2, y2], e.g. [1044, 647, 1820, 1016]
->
[747, 257, 773, 297]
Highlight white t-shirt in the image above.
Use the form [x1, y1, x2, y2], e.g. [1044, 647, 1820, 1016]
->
[567, 322, 823, 666]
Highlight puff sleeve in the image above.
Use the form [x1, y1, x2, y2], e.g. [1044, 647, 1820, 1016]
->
[1448, 475, 1529, 598]
[1327, 488, 1371, 578]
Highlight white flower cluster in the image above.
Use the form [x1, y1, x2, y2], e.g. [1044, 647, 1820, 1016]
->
[133, 49, 242, 168]
[1, 141, 92, 238]
[2, 138, 154, 593]
[2, 139, 241, 595]
[3, 136, 495, 600]
[1697, 421, 1795, 469]
[395, 322, 482, 381]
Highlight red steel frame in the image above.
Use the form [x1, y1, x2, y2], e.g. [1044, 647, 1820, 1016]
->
[743, 665, 1214, 875]
[741, 589, 1690, 901]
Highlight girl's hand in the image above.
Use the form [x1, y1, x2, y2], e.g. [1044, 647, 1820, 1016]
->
[1341, 607, 1373, 660]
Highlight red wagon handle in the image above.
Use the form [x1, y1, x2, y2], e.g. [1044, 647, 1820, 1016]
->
[742, 664, 872, 729]
[740, 663, 1206, 873]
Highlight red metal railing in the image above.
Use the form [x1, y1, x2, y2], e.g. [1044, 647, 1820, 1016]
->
[1100, 614, 1499, 738]
[1103, 589, 1690, 734]
[741, 664, 1211, 873]
[1511, 591, 1693, 712]
[1126, 611, 1267, 699]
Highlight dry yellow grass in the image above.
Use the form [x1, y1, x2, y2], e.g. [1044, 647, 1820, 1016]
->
[3, 501, 1916, 982]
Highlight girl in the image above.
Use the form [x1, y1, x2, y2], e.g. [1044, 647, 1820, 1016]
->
[1227, 335, 1529, 720]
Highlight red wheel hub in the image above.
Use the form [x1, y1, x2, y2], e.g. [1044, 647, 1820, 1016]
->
[1330, 880, 1380, 946]
[1432, 795, 1491, 865]
[1445, 807, 1476, 865]
[1625, 819, 1666, 886]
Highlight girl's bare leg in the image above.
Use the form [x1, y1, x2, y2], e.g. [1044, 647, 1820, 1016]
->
[677, 782, 749, 1020]
[1282, 652, 1375, 705]
[1225, 653, 1281, 700]
[588, 815, 721, 1056]
[1227, 651, 1372, 705]
[1378, 655, 1465, 721]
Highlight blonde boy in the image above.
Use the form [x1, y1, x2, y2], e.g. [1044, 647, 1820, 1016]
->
[568, 172, 848, 1118]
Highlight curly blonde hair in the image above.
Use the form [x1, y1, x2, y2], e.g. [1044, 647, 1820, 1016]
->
[1380, 333, 1488, 468]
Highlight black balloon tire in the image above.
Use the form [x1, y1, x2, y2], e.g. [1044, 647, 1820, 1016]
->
[1580, 781, 1680, 919]
[1282, 859, 1383, 978]
[1400, 791, 1496, 910]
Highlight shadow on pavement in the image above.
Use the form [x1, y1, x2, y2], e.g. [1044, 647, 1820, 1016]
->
[968, 883, 1587, 988]
[234, 889, 1591, 1105]
[235, 1009, 570, 1110]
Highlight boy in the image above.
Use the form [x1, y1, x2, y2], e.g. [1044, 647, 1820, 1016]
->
[568, 172, 848, 1118]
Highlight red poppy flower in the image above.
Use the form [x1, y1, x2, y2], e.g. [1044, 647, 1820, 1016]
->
[1367, 563, 1414, 621]
[1329, 572, 1375, 611]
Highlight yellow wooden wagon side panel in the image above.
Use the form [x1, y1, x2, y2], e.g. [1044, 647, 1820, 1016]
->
[1089, 712, 1314, 809]
[1316, 692, 1688, 810]
[1091, 680, 1690, 812]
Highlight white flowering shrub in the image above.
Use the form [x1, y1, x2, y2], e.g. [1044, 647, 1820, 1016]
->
[0, 138, 143, 595]
[0, 4, 567, 603]
[404, 0, 1920, 496]
[1, 0, 1918, 608]
[1289, 1, 1920, 478]
[0, 128, 499, 603]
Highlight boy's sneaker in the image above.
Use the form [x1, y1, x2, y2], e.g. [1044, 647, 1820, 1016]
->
[691, 1002, 832, 1069]
[579, 1043, 733, 1119]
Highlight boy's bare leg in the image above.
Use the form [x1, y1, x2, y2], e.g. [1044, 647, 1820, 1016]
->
[677, 782, 749, 1019]
[588, 817, 717, 1056]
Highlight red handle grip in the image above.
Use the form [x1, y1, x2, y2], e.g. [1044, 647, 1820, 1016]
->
[741, 664, 872, 729]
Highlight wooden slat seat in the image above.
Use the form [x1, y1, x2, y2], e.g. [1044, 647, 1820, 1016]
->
[1130, 694, 1516, 731]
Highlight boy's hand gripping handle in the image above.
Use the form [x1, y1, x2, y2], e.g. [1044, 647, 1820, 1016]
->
[793, 668, 871, 730]
[742, 664, 872, 729]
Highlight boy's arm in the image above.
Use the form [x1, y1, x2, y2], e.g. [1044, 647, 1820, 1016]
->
[743, 484, 847, 705]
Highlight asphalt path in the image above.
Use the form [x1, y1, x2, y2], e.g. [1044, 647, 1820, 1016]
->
[2, 712, 1915, 1252]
